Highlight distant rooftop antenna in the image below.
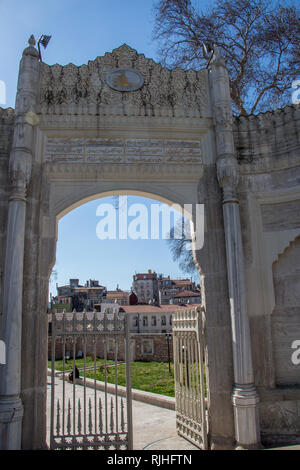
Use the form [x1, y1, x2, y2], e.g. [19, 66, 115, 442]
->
[38, 34, 52, 61]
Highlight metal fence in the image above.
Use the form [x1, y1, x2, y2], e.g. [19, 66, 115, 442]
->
[172, 306, 208, 449]
[48, 310, 133, 450]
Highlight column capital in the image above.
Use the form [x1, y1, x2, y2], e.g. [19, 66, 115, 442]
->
[216, 154, 239, 203]
[9, 148, 32, 201]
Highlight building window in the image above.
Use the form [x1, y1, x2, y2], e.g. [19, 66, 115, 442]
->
[170, 315, 172, 325]
[161, 315, 166, 326]
[143, 316, 148, 327]
[151, 316, 156, 326]
[142, 339, 154, 355]
[133, 316, 138, 327]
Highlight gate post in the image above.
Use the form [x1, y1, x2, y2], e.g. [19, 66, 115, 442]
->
[124, 315, 133, 450]
[0, 36, 40, 449]
[208, 47, 260, 449]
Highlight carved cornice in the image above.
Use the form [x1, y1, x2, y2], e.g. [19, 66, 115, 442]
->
[38, 113, 213, 134]
[38, 45, 211, 119]
[44, 161, 203, 182]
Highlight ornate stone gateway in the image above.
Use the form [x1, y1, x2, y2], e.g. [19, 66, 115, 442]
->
[2, 34, 299, 451]
[49, 309, 133, 450]
[0, 36, 259, 451]
[173, 306, 208, 449]
[0, 36, 261, 451]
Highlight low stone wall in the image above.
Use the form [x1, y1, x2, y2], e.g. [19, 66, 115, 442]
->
[47, 368, 175, 411]
[48, 333, 173, 363]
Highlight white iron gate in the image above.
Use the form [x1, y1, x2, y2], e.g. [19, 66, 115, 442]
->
[173, 306, 208, 449]
[48, 310, 133, 450]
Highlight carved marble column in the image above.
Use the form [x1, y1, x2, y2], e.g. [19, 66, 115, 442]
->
[0, 36, 40, 449]
[208, 47, 260, 449]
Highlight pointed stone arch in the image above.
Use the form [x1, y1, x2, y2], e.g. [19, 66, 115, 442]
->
[271, 235, 300, 386]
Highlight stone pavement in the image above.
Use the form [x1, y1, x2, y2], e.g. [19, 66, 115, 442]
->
[46, 376, 198, 451]
[47, 378, 300, 451]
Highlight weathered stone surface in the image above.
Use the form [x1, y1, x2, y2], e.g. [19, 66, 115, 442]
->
[0, 107, 14, 330]
[38, 45, 211, 119]
[261, 201, 300, 232]
[235, 103, 300, 445]
[271, 237, 300, 386]
[1, 40, 300, 449]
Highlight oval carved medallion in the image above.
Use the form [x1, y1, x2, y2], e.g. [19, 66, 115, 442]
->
[106, 68, 144, 92]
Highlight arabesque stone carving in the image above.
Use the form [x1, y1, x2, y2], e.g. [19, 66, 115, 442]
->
[38, 45, 210, 118]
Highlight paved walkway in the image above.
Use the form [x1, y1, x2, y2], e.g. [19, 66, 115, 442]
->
[47, 377, 300, 451]
[46, 377, 198, 450]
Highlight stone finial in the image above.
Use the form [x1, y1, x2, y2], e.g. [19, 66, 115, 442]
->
[202, 42, 213, 60]
[28, 35, 36, 46]
[22, 34, 39, 58]
[211, 45, 226, 67]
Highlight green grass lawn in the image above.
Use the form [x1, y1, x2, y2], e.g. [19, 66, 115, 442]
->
[49, 357, 175, 397]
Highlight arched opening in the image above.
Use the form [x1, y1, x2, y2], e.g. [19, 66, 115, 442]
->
[271, 235, 300, 387]
[46, 191, 203, 450]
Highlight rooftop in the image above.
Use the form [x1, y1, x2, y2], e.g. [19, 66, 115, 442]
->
[120, 304, 201, 314]
[134, 273, 157, 280]
[173, 290, 201, 298]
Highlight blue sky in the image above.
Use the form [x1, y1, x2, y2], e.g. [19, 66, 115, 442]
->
[0, 1, 199, 294]
[0, 0, 158, 109]
[51, 196, 198, 295]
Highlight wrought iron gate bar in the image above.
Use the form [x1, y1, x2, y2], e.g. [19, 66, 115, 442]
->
[173, 306, 208, 450]
[49, 309, 132, 450]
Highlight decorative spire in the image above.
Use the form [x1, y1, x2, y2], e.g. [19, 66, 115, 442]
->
[22, 34, 39, 58]
[28, 35, 36, 47]
[211, 45, 226, 67]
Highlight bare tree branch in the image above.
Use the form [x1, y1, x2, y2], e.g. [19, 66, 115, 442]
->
[153, 0, 300, 115]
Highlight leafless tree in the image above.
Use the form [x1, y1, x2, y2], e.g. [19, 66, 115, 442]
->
[168, 220, 199, 276]
[153, 0, 300, 115]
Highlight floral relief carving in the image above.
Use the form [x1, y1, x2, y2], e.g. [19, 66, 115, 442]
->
[39, 45, 209, 118]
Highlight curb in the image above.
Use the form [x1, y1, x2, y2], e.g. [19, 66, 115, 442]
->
[47, 369, 175, 410]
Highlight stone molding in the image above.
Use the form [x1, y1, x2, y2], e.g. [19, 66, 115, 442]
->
[44, 137, 202, 164]
[44, 161, 203, 181]
[38, 113, 213, 130]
